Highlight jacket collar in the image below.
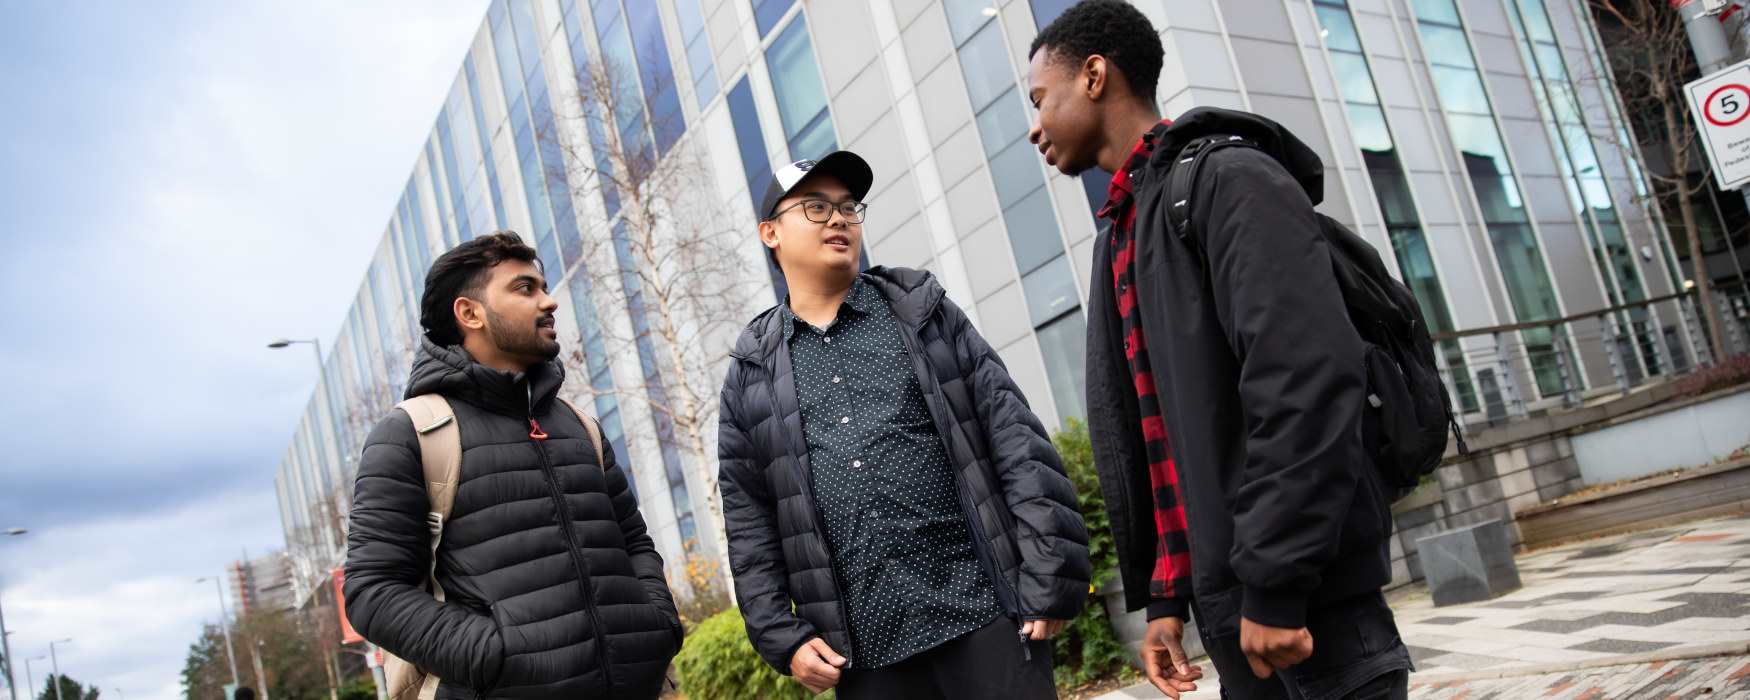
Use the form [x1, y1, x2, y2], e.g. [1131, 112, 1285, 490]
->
[405, 336, 565, 418]
[731, 266, 944, 364]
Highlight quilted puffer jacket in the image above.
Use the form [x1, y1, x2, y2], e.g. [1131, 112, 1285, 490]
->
[717, 265, 1091, 673]
[344, 338, 682, 699]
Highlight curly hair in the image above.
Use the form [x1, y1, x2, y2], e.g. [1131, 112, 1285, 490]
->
[1028, 0, 1163, 102]
[419, 231, 540, 346]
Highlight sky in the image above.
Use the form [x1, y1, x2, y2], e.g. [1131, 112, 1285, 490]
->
[0, 2, 488, 698]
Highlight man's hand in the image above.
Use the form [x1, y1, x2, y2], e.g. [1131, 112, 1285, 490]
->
[1141, 617, 1204, 698]
[1239, 616, 1313, 679]
[1020, 618, 1069, 640]
[789, 637, 847, 694]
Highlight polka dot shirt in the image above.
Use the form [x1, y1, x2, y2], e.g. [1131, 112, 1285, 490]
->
[782, 275, 1002, 669]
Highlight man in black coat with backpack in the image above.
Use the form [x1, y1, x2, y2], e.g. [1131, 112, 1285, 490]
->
[1026, 2, 1419, 699]
[344, 232, 682, 699]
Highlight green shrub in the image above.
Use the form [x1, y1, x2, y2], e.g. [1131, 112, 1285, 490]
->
[1052, 419, 1140, 690]
[675, 607, 829, 700]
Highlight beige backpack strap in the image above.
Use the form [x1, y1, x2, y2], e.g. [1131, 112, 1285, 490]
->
[394, 394, 461, 604]
[556, 397, 605, 468]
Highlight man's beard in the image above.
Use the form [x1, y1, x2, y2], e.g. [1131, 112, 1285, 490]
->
[484, 305, 560, 361]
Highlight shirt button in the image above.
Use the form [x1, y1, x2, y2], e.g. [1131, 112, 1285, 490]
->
[840, 416, 850, 424]
[833, 376, 843, 383]
[1119, 281, 1128, 293]
[823, 336, 832, 344]
[852, 459, 863, 468]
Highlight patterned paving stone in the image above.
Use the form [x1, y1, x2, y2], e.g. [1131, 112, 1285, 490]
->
[1098, 516, 1750, 700]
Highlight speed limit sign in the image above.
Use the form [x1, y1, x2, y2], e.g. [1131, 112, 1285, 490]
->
[1687, 58, 1750, 189]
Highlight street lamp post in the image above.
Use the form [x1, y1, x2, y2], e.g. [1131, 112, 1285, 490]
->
[46, 639, 68, 700]
[21, 657, 42, 700]
[2, 527, 27, 700]
[195, 577, 240, 689]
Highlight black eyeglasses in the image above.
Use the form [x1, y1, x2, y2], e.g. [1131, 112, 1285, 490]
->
[768, 199, 868, 224]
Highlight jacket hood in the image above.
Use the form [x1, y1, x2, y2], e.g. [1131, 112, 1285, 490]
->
[405, 335, 566, 417]
[729, 266, 945, 362]
[1158, 107, 1325, 205]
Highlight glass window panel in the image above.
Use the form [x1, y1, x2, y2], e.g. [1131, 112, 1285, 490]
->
[1419, 24, 1475, 70]
[1080, 170, 1109, 218]
[753, 0, 794, 36]
[1035, 311, 1088, 427]
[990, 137, 1048, 209]
[1412, 0, 1462, 27]
[1330, 53, 1380, 106]
[1429, 65, 1490, 114]
[958, 23, 1014, 113]
[1349, 107, 1393, 153]
[975, 88, 1030, 157]
[1005, 187, 1062, 274]
[1519, 0, 1556, 42]
[1028, 0, 1079, 29]
[1314, 5, 1364, 54]
[626, 0, 686, 153]
[1446, 113, 1514, 176]
[677, 0, 707, 36]
[767, 18, 833, 153]
[790, 110, 837, 159]
[1022, 254, 1080, 324]
[945, 2, 995, 46]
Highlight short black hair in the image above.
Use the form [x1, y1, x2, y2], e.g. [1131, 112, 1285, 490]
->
[1028, 0, 1164, 103]
[420, 231, 540, 346]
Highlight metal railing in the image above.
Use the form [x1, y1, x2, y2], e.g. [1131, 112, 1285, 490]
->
[1428, 288, 1743, 425]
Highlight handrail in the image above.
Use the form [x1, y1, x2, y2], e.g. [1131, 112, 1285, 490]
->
[1430, 290, 1695, 342]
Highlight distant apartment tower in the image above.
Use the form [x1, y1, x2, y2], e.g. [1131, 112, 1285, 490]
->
[229, 551, 295, 616]
[273, 0, 1684, 605]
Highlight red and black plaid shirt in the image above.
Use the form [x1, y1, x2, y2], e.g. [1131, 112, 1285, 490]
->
[1097, 120, 1193, 605]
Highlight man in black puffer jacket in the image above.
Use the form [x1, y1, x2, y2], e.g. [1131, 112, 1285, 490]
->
[345, 232, 682, 699]
[718, 151, 1091, 699]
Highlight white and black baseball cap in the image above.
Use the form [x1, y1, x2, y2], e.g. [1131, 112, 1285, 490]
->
[759, 150, 874, 221]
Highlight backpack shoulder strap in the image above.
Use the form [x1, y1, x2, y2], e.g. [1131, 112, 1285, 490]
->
[556, 397, 605, 468]
[394, 394, 460, 602]
[1166, 134, 1261, 259]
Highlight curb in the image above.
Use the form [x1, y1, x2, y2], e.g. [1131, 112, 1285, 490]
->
[1409, 641, 1750, 684]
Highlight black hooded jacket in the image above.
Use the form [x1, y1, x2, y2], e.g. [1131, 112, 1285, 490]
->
[717, 266, 1091, 673]
[344, 338, 682, 699]
[1088, 108, 1394, 635]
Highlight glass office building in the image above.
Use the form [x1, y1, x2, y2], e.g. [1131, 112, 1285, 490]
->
[274, 0, 1683, 604]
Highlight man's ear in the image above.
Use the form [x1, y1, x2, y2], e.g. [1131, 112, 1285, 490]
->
[453, 296, 487, 335]
[1083, 54, 1107, 100]
[759, 220, 781, 252]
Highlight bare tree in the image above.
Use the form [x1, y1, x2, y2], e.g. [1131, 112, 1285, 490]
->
[540, 54, 763, 592]
[1586, 0, 1729, 359]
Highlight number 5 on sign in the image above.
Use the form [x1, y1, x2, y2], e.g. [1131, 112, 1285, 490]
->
[1687, 58, 1750, 190]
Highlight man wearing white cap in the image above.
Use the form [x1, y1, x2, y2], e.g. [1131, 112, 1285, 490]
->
[715, 150, 1091, 699]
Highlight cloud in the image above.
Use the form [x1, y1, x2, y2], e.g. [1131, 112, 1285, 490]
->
[0, 1, 486, 697]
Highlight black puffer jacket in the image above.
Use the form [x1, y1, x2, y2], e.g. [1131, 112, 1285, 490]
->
[344, 339, 682, 699]
[717, 266, 1090, 673]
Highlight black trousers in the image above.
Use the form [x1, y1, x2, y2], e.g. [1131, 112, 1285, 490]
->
[835, 617, 1056, 700]
[1196, 591, 1411, 700]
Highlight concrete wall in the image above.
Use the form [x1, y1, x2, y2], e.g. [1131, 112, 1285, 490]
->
[1572, 390, 1750, 483]
[1388, 433, 1582, 587]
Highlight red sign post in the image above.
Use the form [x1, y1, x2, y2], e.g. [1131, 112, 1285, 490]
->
[332, 568, 365, 644]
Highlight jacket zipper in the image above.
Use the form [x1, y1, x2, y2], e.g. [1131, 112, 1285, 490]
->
[895, 319, 1031, 660]
[527, 393, 617, 696]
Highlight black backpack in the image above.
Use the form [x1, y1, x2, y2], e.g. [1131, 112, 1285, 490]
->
[1164, 133, 1467, 496]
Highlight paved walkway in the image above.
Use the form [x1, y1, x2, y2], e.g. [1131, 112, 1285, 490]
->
[1095, 515, 1750, 699]
[1409, 655, 1750, 698]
